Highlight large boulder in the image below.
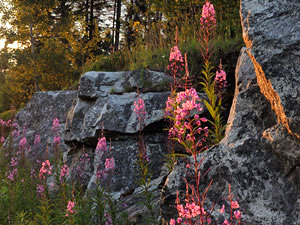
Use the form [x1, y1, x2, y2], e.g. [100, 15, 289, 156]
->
[63, 70, 175, 222]
[11, 91, 77, 161]
[161, 0, 300, 223]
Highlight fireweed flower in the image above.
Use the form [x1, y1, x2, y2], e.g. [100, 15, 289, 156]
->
[105, 157, 115, 171]
[177, 218, 182, 223]
[231, 201, 239, 209]
[200, 1, 216, 28]
[215, 68, 227, 93]
[34, 134, 41, 145]
[134, 97, 146, 120]
[7, 168, 18, 181]
[39, 160, 52, 180]
[10, 157, 18, 167]
[19, 136, 27, 149]
[165, 88, 208, 145]
[234, 210, 242, 220]
[66, 200, 76, 217]
[12, 129, 20, 137]
[222, 219, 229, 225]
[53, 136, 61, 145]
[96, 137, 107, 153]
[167, 46, 184, 88]
[52, 118, 59, 132]
[219, 204, 225, 213]
[169, 218, 176, 225]
[60, 164, 69, 181]
[105, 213, 113, 225]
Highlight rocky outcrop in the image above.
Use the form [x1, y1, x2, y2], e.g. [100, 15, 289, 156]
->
[161, 0, 300, 224]
[64, 70, 175, 221]
[12, 91, 77, 161]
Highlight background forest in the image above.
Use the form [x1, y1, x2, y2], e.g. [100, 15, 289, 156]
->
[0, 0, 242, 117]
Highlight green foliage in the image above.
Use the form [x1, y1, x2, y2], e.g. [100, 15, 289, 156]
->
[200, 61, 226, 144]
[0, 109, 16, 121]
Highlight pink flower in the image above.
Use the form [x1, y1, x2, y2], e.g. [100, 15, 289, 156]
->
[96, 137, 107, 153]
[0, 136, 5, 143]
[169, 218, 176, 225]
[200, 1, 216, 27]
[231, 201, 239, 209]
[53, 136, 61, 145]
[52, 118, 59, 132]
[19, 136, 27, 149]
[105, 157, 115, 171]
[222, 219, 229, 225]
[219, 204, 225, 213]
[215, 69, 227, 92]
[167, 45, 184, 88]
[168, 46, 184, 63]
[34, 134, 40, 145]
[105, 213, 113, 225]
[37, 184, 45, 196]
[39, 160, 52, 180]
[177, 218, 182, 223]
[7, 168, 18, 181]
[60, 164, 69, 181]
[12, 129, 20, 137]
[10, 157, 18, 167]
[134, 97, 146, 120]
[66, 200, 76, 216]
[96, 169, 105, 180]
[234, 210, 242, 220]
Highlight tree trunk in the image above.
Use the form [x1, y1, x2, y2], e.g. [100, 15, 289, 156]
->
[114, 0, 121, 51]
[29, 24, 39, 92]
[112, 0, 117, 50]
[89, 0, 94, 40]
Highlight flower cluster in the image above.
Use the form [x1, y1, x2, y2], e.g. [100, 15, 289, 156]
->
[170, 190, 212, 225]
[19, 136, 27, 150]
[105, 157, 115, 171]
[60, 164, 69, 181]
[165, 88, 208, 149]
[218, 184, 242, 225]
[215, 68, 227, 93]
[167, 46, 184, 89]
[95, 136, 116, 182]
[96, 137, 107, 153]
[52, 118, 59, 131]
[7, 168, 18, 181]
[134, 97, 146, 121]
[34, 134, 40, 145]
[200, 1, 216, 28]
[0, 119, 12, 128]
[53, 136, 61, 145]
[66, 200, 76, 217]
[39, 160, 52, 180]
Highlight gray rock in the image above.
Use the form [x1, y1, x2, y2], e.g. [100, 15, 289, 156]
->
[78, 70, 172, 99]
[65, 92, 170, 144]
[161, 42, 300, 224]
[11, 91, 77, 161]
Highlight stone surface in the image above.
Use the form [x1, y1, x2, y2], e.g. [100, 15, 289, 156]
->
[12, 91, 77, 161]
[64, 92, 170, 144]
[78, 70, 172, 99]
[161, 7, 300, 222]
[63, 70, 174, 222]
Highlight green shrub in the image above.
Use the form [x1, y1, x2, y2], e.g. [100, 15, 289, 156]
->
[0, 110, 16, 121]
